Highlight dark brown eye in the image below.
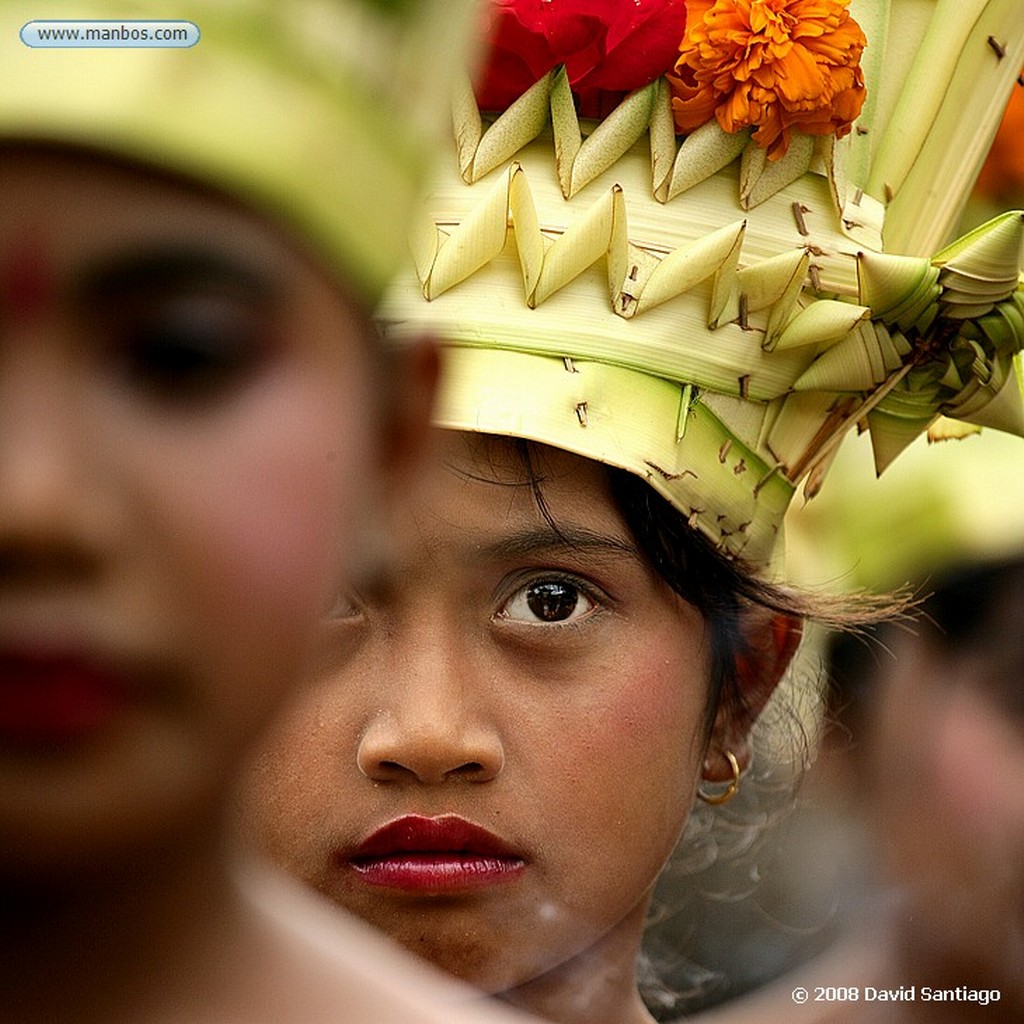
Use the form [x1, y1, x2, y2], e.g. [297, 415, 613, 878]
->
[80, 246, 278, 405]
[502, 579, 594, 624]
[112, 294, 269, 402]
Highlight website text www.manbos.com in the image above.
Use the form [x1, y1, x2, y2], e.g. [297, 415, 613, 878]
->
[20, 20, 200, 48]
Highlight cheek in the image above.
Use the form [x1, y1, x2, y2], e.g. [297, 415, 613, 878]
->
[127, 366, 375, 701]
[930, 693, 1024, 848]
[203, 401, 365, 615]
[239, 675, 367, 880]
[244, 707, 333, 853]
[610, 654, 704, 796]
[537, 641, 709, 875]
[874, 673, 1024, 883]
[203, 412, 363, 613]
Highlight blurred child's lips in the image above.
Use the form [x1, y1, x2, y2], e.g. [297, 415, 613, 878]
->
[0, 648, 132, 743]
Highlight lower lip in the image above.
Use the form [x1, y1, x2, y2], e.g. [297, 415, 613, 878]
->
[350, 854, 526, 893]
[0, 657, 126, 744]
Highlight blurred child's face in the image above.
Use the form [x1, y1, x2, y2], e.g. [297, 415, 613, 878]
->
[0, 148, 379, 875]
[868, 623, 1024, 1007]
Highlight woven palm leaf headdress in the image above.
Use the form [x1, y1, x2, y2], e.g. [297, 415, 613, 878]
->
[381, 0, 1024, 568]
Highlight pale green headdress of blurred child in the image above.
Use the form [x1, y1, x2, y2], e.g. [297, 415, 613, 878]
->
[0, 0, 479, 305]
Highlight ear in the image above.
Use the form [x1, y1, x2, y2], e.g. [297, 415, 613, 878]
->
[702, 610, 803, 782]
[374, 335, 440, 496]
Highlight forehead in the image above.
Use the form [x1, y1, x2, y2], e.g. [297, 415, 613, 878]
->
[0, 145, 310, 285]
[408, 431, 636, 551]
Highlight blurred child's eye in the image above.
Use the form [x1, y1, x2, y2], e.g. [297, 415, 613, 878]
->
[79, 247, 278, 405]
[113, 294, 270, 401]
[499, 578, 596, 625]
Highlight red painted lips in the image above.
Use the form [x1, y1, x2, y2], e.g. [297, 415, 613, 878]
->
[0, 650, 128, 743]
[347, 814, 526, 894]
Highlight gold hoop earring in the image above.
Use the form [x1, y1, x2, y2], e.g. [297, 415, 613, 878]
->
[697, 750, 741, 806]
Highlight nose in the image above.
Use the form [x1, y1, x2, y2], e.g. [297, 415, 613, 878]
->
[356, 635, 505, 786]
[0, 338, 109, 579]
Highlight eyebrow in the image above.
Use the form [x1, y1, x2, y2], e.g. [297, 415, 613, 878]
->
[473, 524, 642, 564]
[75, 245, 278, 306]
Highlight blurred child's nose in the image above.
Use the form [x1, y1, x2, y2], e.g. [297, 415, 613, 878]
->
[0, 332, 107, 576]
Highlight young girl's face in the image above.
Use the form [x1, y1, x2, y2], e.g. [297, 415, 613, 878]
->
[0, 148, 379, 875]
[243, 431, 714, 995]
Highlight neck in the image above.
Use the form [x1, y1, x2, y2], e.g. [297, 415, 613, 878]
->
[496, 901, 656, 1024]
[0, 815, 249, 1024]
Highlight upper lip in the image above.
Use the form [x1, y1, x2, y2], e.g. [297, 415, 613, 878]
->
[0, 634, 135, 675]
[0, 645, 129, 683]
[0, 644, 140, 739]
[0, 634, 153, 702]
[350, 814, 524, 861]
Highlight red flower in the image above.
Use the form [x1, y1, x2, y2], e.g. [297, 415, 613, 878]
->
[475, 0, 688, 118]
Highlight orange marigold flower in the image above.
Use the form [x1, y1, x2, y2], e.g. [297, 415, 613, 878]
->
[974, 79, 1024, 204]
[667, 0, 867, 160]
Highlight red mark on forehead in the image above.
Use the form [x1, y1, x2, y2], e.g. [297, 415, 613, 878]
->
[1, 236, 57, 323]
